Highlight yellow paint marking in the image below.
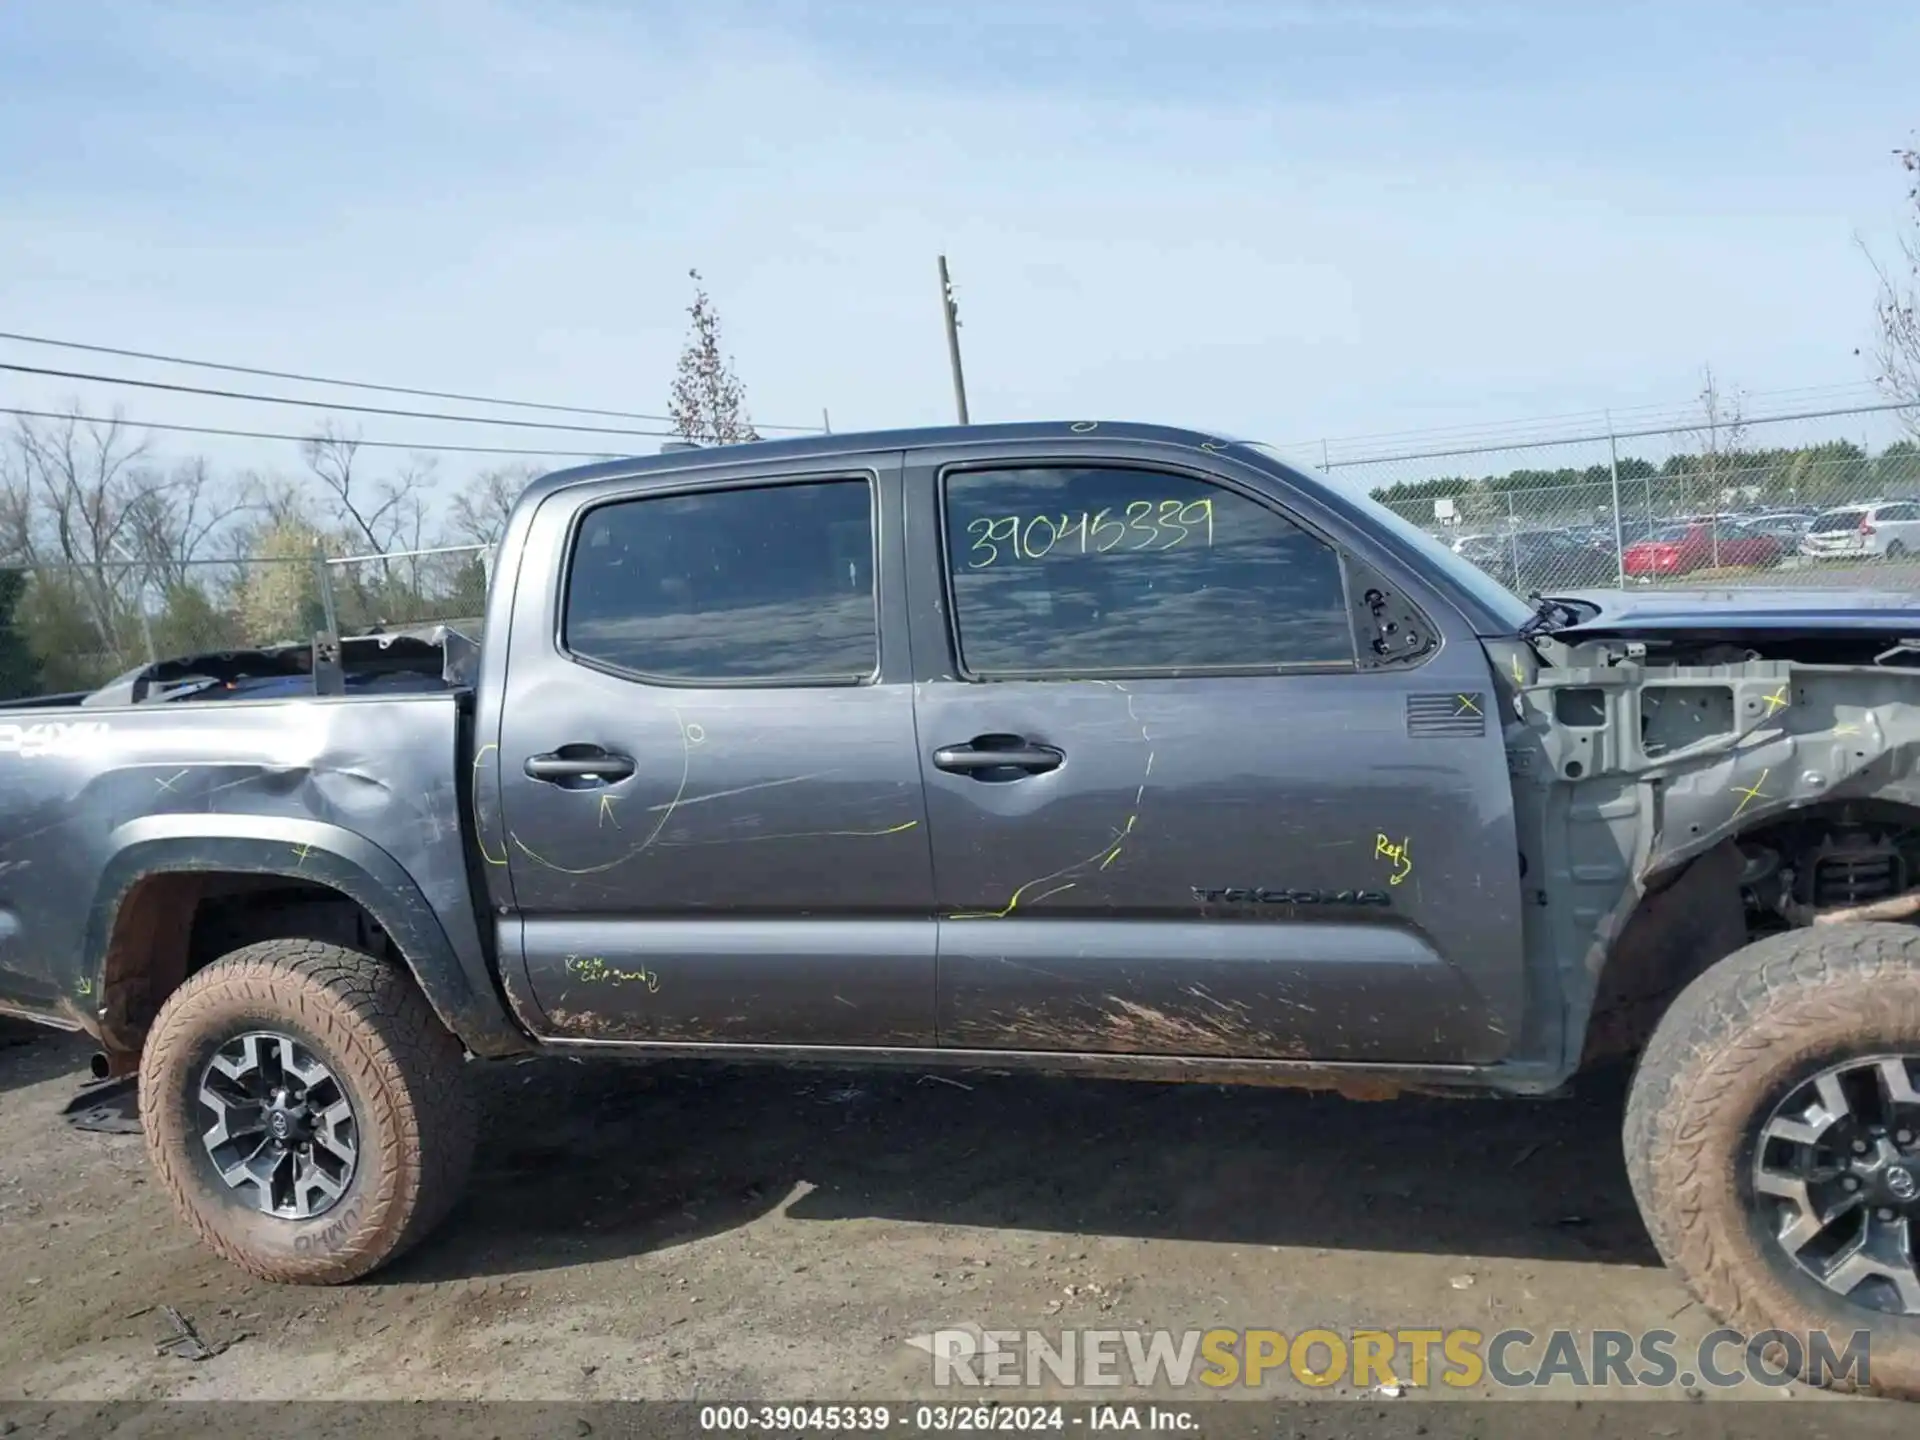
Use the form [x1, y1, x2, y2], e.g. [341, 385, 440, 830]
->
[1454, 693, 1482, 717]
[953, 684, 1155, 919]
[1510, 654, 1526, 687]
[565, 954, 660, 992]
[472, 743, 509, 866]
[1732, 768, 1772, 819]
[1761, 685, 1791, 717]
[1374, 833, 1413, 886]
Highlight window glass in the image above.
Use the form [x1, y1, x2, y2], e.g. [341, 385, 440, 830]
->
[565, 479, 876, 682]
[943, 466, 1352, 676]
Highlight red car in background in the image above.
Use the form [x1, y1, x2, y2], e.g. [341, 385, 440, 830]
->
[1622, 521, 1784, 578]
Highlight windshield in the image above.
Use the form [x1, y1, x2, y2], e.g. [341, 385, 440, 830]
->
[1243, 443, 1533, 627]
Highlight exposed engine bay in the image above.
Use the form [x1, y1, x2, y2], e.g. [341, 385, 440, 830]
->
[1739, 809, 1920, 933]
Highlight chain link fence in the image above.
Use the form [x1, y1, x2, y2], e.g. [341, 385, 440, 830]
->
[1286, 400, 1920, 598]
[0, 543, 491, 698]
[4, 398, 1919, 701]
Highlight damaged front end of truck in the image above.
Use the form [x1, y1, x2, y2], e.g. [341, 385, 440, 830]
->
[1492, 587, 1920, 1080]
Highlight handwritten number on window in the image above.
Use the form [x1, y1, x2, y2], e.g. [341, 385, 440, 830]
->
[964, 500, 1214, 568]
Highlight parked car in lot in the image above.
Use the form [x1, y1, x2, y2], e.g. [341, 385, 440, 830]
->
[5, 422, 1920, 1396]
[1738, 511, 1816, 546]
[1454, 528, 1617, 593]
[1622, 520, 1784, 577]
[1801, 501, 1920, 561]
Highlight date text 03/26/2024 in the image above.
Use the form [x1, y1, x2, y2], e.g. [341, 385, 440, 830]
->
[698, 1405, 1194, 1432]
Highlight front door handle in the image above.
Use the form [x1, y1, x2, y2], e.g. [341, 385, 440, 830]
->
[932, 737, 1064, 777]
[524, 748, 637, 784]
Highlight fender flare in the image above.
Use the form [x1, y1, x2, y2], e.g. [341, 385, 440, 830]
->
[83, 813, 532, 1058]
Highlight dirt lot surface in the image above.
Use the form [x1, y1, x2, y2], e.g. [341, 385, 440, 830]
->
[0, 1023, 1901, 1430]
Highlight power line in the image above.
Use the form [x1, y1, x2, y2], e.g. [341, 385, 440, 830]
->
[1307, 380, 1890, 458]
[1323, 396, 1920, 469]
[0, 406, 622, 459]
[0, 361, 713, 439]
[0, 329, 824, 433]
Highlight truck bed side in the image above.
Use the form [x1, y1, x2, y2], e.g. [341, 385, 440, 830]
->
[0, 693, 523, 1059]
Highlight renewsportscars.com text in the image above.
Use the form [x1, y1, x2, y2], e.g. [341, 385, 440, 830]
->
[919, 1326, 1872, 1391]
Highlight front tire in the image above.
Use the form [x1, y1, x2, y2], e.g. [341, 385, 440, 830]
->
[139, 939, 477, 1284]
[1624, 923, 1920, 1398]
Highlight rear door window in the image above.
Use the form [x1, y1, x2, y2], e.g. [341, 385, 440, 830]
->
[564, 478, 878, 684]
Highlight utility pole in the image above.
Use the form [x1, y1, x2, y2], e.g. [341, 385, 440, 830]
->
[107, 536, 158, 664]
[938, 254, 970, 425]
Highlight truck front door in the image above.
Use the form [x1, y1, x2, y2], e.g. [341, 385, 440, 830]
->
[495, 452, 937, 1046]
[903, 443, 1525, 1064]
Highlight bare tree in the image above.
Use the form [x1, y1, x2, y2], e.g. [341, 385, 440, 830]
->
[119, 456, 244, 591]
[669, 269, 761, 445]
[300, 421, 432, 556]
[1686, 365, 1749, 568]
[448, 463, 538, 548]
[2, 411, 156, 656]
[1869, 142, 1920, 439]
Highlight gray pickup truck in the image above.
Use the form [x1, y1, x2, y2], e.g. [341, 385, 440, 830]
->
[3, 422, 1919, 1393]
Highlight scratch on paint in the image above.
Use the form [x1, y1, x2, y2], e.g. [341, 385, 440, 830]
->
[154, 769, 189, 794]
[951, 683, 1153, 919]
[598, 793, 620, 829]
[291, 843, 313, 867]
[644, 771, 839, 813]
[654, 820, 919, 847]
[510, 710, 692, 875]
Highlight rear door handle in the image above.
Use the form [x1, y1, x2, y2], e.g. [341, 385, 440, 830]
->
[932, 739, 1064, 777]
[524, 748, 637, 783]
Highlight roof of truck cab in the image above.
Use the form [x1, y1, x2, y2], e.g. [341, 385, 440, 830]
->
[527, 421, 1253, 499]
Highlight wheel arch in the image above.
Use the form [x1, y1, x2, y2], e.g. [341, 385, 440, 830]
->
[1577, 797, 1920, 1070]
[85, 814, 531, 1072]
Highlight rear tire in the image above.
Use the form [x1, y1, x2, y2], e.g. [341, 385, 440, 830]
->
[139, 939, 476, 1284]
[1624, 923, 1920, 1398]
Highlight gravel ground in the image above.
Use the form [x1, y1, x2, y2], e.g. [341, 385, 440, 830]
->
[0, 1024, 1899, 1430]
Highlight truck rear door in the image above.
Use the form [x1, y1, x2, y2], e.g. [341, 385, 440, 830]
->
[901, 439, 1526, 1064]
[491, 449, 937, 1046]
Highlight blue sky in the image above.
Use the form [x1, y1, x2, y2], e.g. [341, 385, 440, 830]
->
[0, 1, 1915, 483]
